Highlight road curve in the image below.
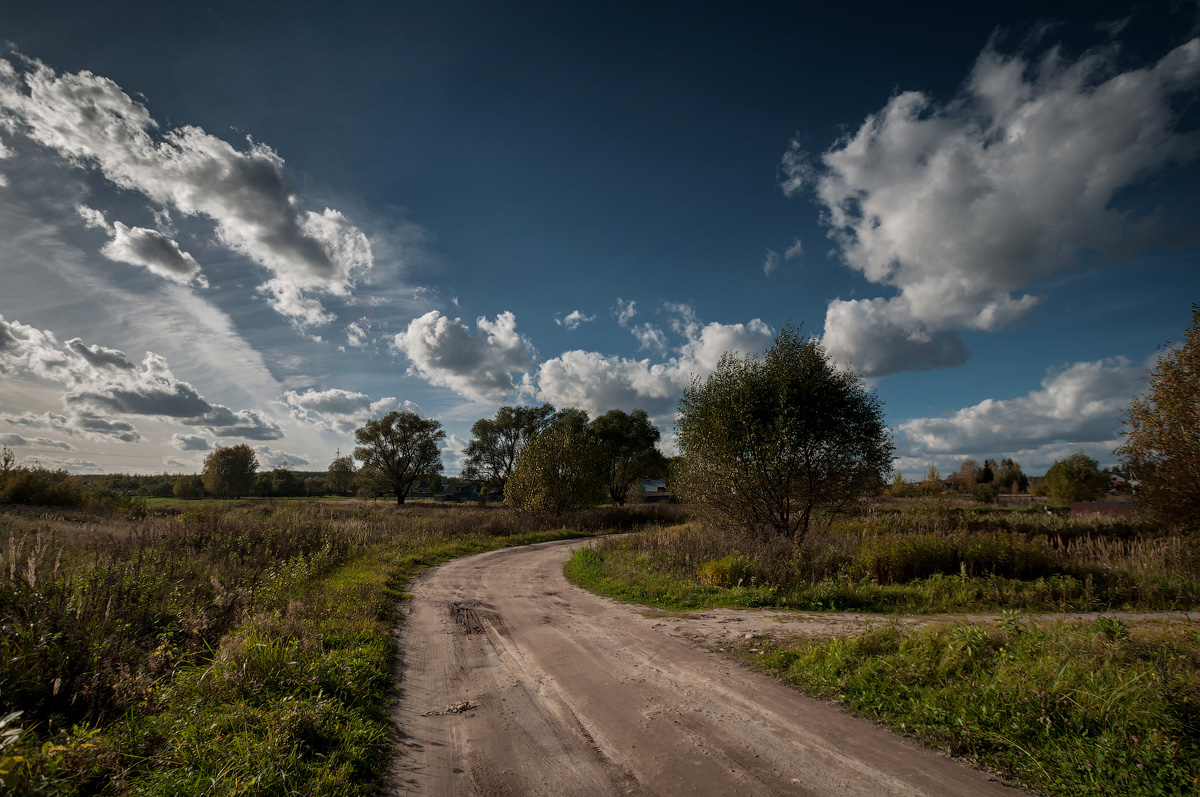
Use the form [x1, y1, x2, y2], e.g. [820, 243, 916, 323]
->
[387, 537, 1026, 796]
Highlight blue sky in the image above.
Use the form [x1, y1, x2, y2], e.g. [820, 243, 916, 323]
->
[1, 0, 1198, 478]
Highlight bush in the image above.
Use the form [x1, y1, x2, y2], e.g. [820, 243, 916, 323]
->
[971, 483, 997, 504]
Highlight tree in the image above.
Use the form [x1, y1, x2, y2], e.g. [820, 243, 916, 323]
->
[505, 411, 606, 514]
[957, 458, 981, 490]
[996, 457, 1028, 494]
[590, 409, 667, 506]
[200, 444, 258, 498]
[920, 464, 943, 496]
[263, 467, 305, 497]
[0, 446, 14, 486]
[462, 404, 556, 496]
[1118, 305, 1200, 531]
[326, 454, 356, 495]
[1043, 451, 1105, 504]
[354, 467, 392, 501]
[353, 411, 444, 505]
[981, 458, 997, 485]
[173, 474, 205, 499]
[674, 325, 893, 541]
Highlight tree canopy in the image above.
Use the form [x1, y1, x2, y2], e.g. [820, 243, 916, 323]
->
[462, 404, 556, 496]
[590, 408, 666, 506]
[675, 325, 893, 540]
[995, 457, 1028, 494]
[326, 454, 356, 495]
[1043, 451, 1105, 504]
[353, 411, 444, 505]
[200, 444, 258, 498]
[505, 409, 606, 514]
[1118, 305, 1200, 531]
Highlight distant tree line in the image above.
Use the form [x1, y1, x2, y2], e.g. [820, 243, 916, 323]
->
[5, 306, 1195, 535]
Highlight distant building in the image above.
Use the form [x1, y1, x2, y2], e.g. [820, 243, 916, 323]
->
[639, 478, 667, 494]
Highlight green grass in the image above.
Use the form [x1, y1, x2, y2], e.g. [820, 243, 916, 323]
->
[0, 501, 675, 796]
[562, 511, 1200, 796]
[564, 517, 1200, 613]
[734, 617, 1200, 796]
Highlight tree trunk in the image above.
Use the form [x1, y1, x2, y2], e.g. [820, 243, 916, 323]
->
[396, 493, 405, 505]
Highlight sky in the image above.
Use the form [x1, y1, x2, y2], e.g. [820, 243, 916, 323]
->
[0, 0, 1198, 479]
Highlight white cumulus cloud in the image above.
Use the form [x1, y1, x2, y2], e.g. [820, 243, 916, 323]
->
[899, 357, 1145, 458]
[796, 36, 1200, 376]
[556, 310, 595, 330]
[0, 314, 282, 441]
[103, 222, 206, 286]
[392, 311, 535, 403]
[536, 309, 774, 423]
[283, 388, 421, 433]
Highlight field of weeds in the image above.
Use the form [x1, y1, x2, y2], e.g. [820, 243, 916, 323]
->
[566, 501, 1200, 612]
[564, 500, 1200, 795]
[0, 499, 684, 795]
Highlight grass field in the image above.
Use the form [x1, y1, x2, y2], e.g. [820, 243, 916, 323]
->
[732, 616, 1200, 796]
[563, 502, 1200, 796]
[0, 499, 683, 795]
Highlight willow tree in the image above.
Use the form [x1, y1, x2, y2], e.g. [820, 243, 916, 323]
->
[1117, 305, 1200, 531]
[675, 325, 893, 541]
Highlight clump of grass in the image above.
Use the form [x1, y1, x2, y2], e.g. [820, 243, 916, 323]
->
[738, 618, 1200, 796]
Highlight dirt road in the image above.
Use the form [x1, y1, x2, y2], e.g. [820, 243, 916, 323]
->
[388, 537, 1026, 796]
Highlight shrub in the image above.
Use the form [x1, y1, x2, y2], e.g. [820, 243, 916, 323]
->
[971, 483, 997, 504]
[697, 553, 755, 588]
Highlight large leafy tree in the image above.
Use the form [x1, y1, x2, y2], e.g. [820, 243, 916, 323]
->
[675, 325, 893, 541]
[200, 444, 258, 498]
[1043, 451, 1105, 504]
[353, 411, 444, 505]
[505, 409, 605, 514]
[326, 454, 356, 495]
[462, 404, 556, 496]
[995, 457, 1028, 494]
[1117, 305, 1200, 531]
[590, 409, 667, 505]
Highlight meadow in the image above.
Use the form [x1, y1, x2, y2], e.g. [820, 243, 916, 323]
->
[564, 500, 1200, 795]
[0, 498, 682, 795]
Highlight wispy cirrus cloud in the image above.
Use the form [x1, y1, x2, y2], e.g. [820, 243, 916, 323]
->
[0, 52, 372, 326]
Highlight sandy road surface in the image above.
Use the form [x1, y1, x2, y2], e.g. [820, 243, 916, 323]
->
[388, 537, 1027, 796]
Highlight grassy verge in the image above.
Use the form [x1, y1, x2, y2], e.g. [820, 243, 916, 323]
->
[1, 502, 681, 795]
[563, 510, 1200, 796]
[564, 514, 1200, 613]
[566, 543, 1200, 612]
[732, 617, 1200, 796]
